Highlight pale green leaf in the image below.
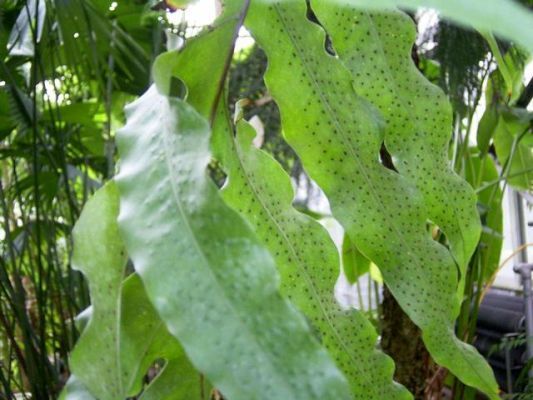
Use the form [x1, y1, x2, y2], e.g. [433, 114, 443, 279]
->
[273, 0, 533, 54]
[342, 234, 371, 285]
[153, 0, 246, 104]
[313, 4, 480, 276]
[69, 182, 128, 399]
[464, 152, 503, 281]
[115, 85, 351, 400]
[154, 5, 406, 396]
[478, 103, 500, 157]
[122, 274, 206, 400]
[67, 182, 201, 400]
[212, 108, 410, 399]
[494, 112, 533, 191]
[245, 1, 498, 397]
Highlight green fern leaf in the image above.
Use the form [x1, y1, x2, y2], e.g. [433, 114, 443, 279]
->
[312, 5, 480, 278]
[115, 85, 351, 400]
[67, 182, 202, 400]
[493, 111, 533, 191]
[211, 104, 411, 399]
[272, 0, 533, 54]
[245, 1, 498, 397]
[154, 6, 407, 396]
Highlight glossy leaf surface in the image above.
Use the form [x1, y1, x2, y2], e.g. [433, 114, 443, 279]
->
[115, 85, 351, 400]
[154, 5, 407, 396]
[246, 1, 498, 397]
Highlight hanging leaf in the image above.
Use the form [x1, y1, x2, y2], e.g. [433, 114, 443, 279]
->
[68, 182, 128, 399]
[115, 85, 351, 400]
[478, 104, 500, 157]
[66, 182, 203, 400]
[153, 0, 247, 108]
[154, 6, 406, 395]
[274, 0, 533, 53]
[312, 3, 480, 286]
[464, 151, 503, 281]
[245, 1, 498, 397]
[478, 46, 529, 157]
[211, 105, 410, 399]
[493, 111, 533, 191]
[342, 234, 371, 285]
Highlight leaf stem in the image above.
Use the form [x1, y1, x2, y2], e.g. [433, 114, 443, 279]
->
[209, 0, 251, 126]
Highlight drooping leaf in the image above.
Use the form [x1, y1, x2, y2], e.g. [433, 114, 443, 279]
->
[464, 151, 503, 281]
[245, 1, 498, 397]
[342, 234, 371, 285]
[478, 47, 529, 156]
[211, 106, 410, 399]
[154, 6, 408, 396]
[154, 5, 405, 396]
[312, 4, 480, 285]
[493, 111, 533, 191]
[273, 0, 533, 54]
[478, 103, 500, 157]
[67, 182, 202, 400]
[153, 0, 246, 106]
[115, 85, 351, 400]
[69, 182, 128, 399]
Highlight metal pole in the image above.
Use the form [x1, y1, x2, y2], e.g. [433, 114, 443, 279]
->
[504, 335, 513, 393]
[514, 263, 533, 379]
[512, 191, 528, 263]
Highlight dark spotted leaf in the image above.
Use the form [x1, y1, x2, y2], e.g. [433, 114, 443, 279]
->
[313, 4, 480, 278]
[211, 107, 410, 399]
[245, 1, 498, 397]
[290, 0, 533, 53]
[115, 85, 351, 400]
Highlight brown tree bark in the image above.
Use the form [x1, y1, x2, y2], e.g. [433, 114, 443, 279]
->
[381, 285, 433, 399]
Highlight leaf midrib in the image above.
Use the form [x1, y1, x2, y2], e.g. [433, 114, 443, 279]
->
[156, 98, 299, 397]
[345, 9, 470, 264]
[273, 6, 494, 392]
[229, 123, 376, 383]
[272, 4, 436, 282]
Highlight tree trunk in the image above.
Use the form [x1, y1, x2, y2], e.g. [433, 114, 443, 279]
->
[381, 285, 432, 399]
